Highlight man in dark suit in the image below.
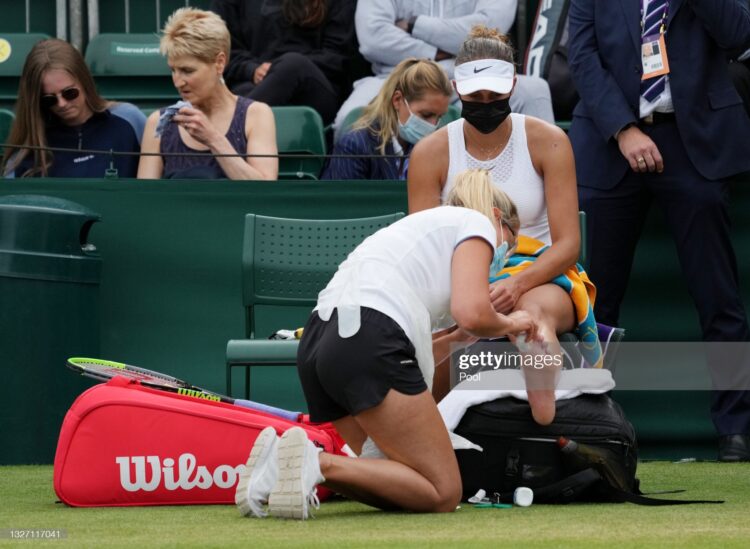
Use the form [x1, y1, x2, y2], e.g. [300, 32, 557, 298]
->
[568, 0, 750, 461]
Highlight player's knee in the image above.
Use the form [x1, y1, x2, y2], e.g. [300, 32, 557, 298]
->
[518, 300, 545, 323]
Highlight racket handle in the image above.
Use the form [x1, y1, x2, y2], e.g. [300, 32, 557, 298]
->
[233, 399, 302, 422]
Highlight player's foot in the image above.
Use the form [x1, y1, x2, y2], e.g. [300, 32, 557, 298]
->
[521, 349, 561, 426]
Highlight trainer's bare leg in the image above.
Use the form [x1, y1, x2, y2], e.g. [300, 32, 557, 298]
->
[332, 415, 367, 455]
[322, 389, 462, 512]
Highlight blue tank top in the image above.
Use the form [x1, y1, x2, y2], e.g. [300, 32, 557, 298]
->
[160, 96, 252, 179]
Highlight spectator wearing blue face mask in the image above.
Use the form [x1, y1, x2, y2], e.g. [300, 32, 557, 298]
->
[320, 58, 450, 180]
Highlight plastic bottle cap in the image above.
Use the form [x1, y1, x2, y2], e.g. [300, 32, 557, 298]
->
[513, 486, 534, 507]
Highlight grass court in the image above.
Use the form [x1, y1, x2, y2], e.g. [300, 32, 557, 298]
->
[1, 462, 749, 547]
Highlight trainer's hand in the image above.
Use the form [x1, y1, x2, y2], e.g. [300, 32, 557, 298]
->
[253, 62, 271, 84]
[617, 125, 664, 173]
[504, 310, 540, 341]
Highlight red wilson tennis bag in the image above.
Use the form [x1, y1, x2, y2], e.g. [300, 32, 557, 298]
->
[53, 376, 345, 507]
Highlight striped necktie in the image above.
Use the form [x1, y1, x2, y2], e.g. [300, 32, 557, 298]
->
[640, 0, 668, 102]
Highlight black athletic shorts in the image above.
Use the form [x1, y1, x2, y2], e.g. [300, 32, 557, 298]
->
[296, 307, 428, 423]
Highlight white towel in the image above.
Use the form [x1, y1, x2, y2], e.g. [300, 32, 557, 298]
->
[439, 368, 615, 433]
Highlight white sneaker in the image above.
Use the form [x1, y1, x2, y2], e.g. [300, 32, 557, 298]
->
[235, 426, 279, 517]
[268, 426, 326, 520]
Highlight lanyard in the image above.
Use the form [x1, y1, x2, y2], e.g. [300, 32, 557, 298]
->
[641, 0, 669, 36]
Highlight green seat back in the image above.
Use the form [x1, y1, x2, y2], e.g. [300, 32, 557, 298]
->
[0, 108, 15, 144]
[0, 34, 51, 76]
[441, 103, 462, 125]
[338, 106, 365, 138]
[84, 33, 176, 108]
[271, 106, 326, 180]
[0, 33, 51, 108]
[85, 33, 168, 76]
[242, 212, 405, 338]
[337, 103, 462, 139]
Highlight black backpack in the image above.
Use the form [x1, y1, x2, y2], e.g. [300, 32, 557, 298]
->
[454, 393, 720, 505]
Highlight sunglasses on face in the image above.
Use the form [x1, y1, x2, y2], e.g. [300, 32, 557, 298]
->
[40, 87, 80, 109]
[501, 219, 517, 237]
[502, 219, 518, 251]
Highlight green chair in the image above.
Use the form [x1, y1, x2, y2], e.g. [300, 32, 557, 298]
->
[226, 212, 405, 399]
[84, 33, 176, 109]
[440, 104, 463, 126]
[337, 103, 462, 139]
[271, 106, 327, 180]
[0, 108, 15, 145]
[0, 34, 51, 109]
[337, 106, 365, 138]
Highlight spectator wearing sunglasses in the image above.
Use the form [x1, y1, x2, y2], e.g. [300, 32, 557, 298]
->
[2, 38, 145, 179]
[321, 58, 451, 180]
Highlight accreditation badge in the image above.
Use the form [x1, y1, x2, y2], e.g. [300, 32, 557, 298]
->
[641, 33, 670, 80]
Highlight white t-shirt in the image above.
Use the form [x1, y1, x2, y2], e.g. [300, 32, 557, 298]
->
[315, 206, 497, 388]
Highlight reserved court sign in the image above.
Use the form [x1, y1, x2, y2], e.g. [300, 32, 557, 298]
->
[111, 43, 160, 56]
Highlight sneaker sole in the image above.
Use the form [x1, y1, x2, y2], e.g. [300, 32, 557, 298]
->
[268, 427, 308, 520]
[235, 426, 277, 517]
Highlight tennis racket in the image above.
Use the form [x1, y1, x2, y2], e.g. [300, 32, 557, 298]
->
[66, 357, 301, 422]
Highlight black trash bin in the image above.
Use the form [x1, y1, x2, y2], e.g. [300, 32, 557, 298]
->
[0, 195, 102, 464]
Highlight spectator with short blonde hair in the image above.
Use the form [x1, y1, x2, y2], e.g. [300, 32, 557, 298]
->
[138, 7, 277, 180]
[160, 6, 231, 63]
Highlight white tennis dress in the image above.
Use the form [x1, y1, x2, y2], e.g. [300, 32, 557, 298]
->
[444, 114, 550, 245]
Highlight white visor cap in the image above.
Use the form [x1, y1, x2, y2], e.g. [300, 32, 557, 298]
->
[454, 59, 515, 95]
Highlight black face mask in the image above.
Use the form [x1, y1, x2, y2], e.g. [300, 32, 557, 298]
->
[460, 97, 511, 134]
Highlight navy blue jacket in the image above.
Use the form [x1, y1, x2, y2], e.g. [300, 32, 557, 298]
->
[321, 126, 411, 180]
[8, 103, 145, 179]
[568, 0, 750, 189]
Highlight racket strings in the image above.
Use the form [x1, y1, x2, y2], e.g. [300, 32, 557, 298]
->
[72, 360, 186, 389]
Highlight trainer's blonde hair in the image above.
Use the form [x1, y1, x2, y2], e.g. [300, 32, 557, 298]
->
[354, 58, 451, 155]
[446, 169, 520, 231]
[160, 7, 230, 63]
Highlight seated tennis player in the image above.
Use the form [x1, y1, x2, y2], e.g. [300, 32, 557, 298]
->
[234, 169, 557, 519]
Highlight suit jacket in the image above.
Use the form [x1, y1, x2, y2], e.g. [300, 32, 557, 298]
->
[568, 0, 750, 189]
[320, 125, 411, 180]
